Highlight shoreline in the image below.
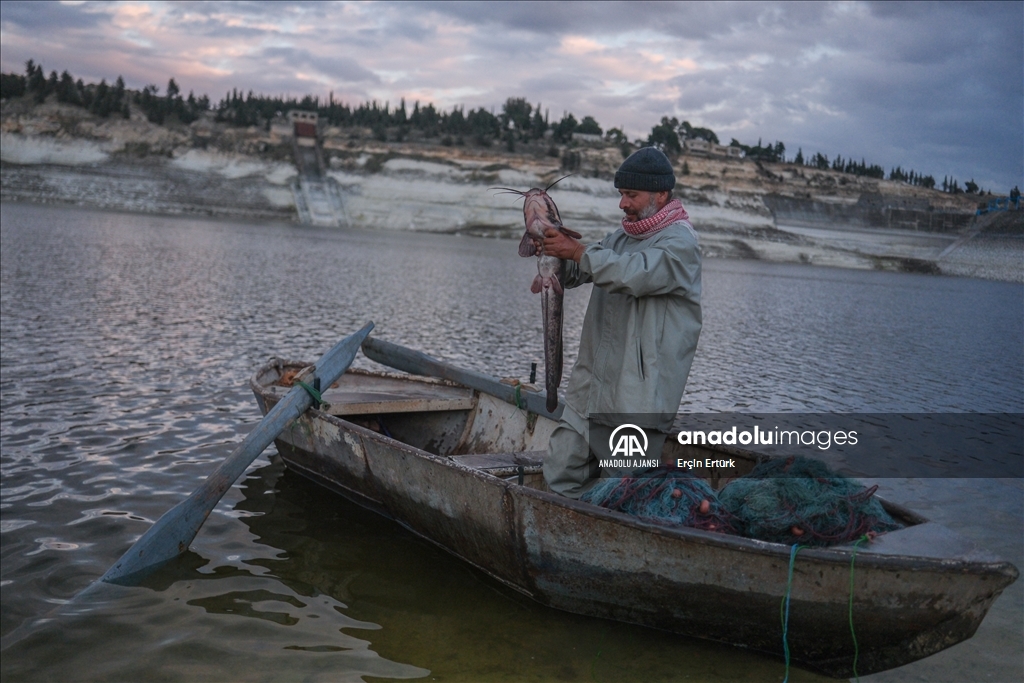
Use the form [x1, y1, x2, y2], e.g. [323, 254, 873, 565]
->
[2, 151, 1020, 283]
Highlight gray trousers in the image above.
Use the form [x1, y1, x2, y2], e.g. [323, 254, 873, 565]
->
[543, 413, 668, 499]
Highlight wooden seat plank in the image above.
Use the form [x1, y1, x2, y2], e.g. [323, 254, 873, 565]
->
[268, 380, 475, 415]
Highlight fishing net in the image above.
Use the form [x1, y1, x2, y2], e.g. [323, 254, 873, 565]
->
[579, 466, 736, 533]
[580, 457, 902, 546]
[718, 456, 902, 546]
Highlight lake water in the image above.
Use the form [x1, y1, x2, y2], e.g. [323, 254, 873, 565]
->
[1, 202, 1021, 682]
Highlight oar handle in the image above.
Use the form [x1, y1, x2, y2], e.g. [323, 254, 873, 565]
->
[101, 323, 374, 584]
[361, 336, 563, 420]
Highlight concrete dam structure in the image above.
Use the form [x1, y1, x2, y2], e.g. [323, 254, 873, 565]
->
[287, 110, 348, 227]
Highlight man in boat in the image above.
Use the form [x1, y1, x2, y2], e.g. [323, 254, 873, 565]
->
[537, 147, 702, 498]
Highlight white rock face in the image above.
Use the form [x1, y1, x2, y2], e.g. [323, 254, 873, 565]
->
[262, 187, 296, 208]
[0, 134, 109, 165]
[6, 123, 1013, 281]
[171, 149, 296, 184]
[328, 160, 624, 236]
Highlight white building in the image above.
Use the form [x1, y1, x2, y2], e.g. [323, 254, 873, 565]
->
[684, 138, 744, 158]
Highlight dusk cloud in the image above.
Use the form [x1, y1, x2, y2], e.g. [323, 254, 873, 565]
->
[1, 0, 1019, 190]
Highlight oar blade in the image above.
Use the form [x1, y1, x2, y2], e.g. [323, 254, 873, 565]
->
[101, 323, 374, 584]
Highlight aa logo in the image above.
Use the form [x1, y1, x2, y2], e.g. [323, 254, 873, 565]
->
[609, 424, 648, 458]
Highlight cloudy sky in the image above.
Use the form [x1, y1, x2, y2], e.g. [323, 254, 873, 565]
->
[1, 1, 1021, 190]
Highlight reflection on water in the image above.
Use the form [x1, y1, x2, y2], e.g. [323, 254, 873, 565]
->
[3, 460, 830, 682]
[236, 461, 823, 681]
[1, 203, 1021, 681]
[5, 557, 428, 683]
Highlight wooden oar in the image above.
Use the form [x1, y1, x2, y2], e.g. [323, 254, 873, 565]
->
[361, 336, 563, 420]
[100, 323, 374, 585]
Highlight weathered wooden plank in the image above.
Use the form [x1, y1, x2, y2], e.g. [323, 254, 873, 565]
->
[322, 395, 476, 415]
[269, 372, 476, 415]
[452, 393, 555, 455]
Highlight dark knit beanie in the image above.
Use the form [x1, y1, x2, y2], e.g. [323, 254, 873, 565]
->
[614, 147, 676, 192]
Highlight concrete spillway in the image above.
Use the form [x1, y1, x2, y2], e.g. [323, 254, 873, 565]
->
[292, 175, 348, 227]
[290, 125, 348, 227]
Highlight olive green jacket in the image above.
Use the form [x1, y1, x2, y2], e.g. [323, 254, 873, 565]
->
[563, 220, 702, 431]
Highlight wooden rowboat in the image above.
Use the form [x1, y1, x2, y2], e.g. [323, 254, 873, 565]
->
[249, 339, 1018, 678]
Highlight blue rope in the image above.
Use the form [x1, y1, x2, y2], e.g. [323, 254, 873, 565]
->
[781, 543, 805, 683]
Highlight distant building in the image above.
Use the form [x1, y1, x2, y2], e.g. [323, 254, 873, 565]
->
[716, 144, 744, 159]
[288, 110, 318, 147]
[684, 138, 711, 155]
[572, 132, 603, 144]
[683, 138, 743, 158]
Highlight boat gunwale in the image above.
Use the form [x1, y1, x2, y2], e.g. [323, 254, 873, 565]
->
[250, 359, 1019, 581]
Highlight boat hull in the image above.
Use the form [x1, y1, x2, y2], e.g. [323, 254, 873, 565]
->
[252, 361, 1018, 678]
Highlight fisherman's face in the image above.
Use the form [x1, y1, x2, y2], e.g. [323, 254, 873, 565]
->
[618, 189, 669, 221]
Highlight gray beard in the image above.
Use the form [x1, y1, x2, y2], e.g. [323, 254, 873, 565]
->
[637, 196, 661, 220]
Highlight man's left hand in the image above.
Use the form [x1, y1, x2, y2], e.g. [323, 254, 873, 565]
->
[540, 228, 585, 262]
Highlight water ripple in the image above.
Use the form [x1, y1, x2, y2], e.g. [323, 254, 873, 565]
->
[2, 202, 1021, 681]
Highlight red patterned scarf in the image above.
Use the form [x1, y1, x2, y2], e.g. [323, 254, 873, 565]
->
[621, 198, 689, 238]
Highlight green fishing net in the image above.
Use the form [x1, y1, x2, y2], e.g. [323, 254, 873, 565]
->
[582, 456, 902, 546]
[580, 466, 735, 533]
[718, 456, 902, 546]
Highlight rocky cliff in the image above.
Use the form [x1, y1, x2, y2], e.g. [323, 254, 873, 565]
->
[3, 97, 1019, 282]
